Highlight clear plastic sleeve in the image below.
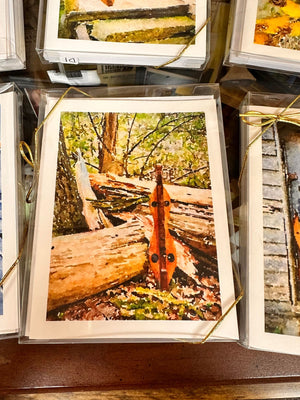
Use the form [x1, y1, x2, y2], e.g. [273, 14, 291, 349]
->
[20, 83, 239, 344]
[239, 91, 300, 355]
[36, 0, 210, 69]
[0, 0, 25, 71]
[225, 0, 300, 74]
[0, 82, 24, 338]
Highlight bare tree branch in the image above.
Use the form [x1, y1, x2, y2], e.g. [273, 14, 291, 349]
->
[124, 113, 137, 176]
[171, 166, 208, 183]
[127, 115, 176, 156]
[139, 116, 196, 178]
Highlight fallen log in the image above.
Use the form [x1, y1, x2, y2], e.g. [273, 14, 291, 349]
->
[90, 173, 216, 256]
[113, 212, 218, 277]
[89, 172, 213, 207]
[47, 218, 147, 312]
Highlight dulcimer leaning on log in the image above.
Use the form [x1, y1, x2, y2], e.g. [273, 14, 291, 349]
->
[149, 165, 177, 291]
[101, 0, 114, 6]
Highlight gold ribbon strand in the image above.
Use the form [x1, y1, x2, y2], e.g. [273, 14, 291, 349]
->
[155, 15, 211, 69]
[176, 256, 243, 345]
[0, 224, 28, 288]
[200, 261, 243, 344]
[238, 93, 300, 187]
[1, 87, 91, 289]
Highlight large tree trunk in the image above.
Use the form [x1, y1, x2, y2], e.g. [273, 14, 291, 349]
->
[53, 124, 88, 236]
[47, 218, 147, 312]
[89, 173, 217, 256]
[99, 113, 121, 174]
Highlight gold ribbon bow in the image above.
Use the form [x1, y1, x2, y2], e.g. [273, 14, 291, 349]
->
[239, 93, 300, 187]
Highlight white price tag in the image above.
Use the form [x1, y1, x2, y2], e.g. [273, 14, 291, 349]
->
[59, 56, 79, 65]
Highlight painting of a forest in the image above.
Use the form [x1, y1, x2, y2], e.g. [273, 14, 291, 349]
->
[46, 110, 221, 322]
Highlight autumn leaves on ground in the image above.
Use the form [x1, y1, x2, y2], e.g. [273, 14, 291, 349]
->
[255, 0, 300, 49]
[46, 111, 222, 322]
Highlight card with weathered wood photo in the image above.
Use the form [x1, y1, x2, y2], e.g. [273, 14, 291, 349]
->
[23, 94, 238, 342]
[240, 104, 300, 355]
[39, 0, 208, 68]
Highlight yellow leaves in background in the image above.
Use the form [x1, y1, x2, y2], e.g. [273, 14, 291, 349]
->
[291, 21, 300, 36]
[281, 0, 300, 19]
[254, 0, 300, 45]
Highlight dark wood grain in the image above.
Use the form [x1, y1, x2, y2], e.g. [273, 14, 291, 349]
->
[0, 339, 299, 393]
[1, 382, 300, 400]
[3, 383, 300, 400]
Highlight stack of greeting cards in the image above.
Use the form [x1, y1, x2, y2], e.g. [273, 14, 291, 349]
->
[0, 83, 23, 337]
[0, 0, 25, 71]
[227, 0, 300, 73]
[36, 0, 209, 69]
[21, 86, 238, 343]
[240, 92, 300, 355]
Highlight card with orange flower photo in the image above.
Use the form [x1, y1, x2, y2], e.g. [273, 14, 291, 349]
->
[228, 0, 300, 73]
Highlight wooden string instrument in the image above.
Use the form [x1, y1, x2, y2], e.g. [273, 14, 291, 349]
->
[101, 0, 114, 6]
[149, 165, 177, 290]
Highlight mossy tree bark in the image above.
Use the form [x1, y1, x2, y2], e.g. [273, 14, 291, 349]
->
[53, 123, 88, 236]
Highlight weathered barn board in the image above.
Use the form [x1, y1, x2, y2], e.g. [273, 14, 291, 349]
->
[263, 212, 285, 230]
[262, 155, 279, 171]
[47, 218, 147, 312]
[262, 125, 300, 335]
[264, 255, 289, 272]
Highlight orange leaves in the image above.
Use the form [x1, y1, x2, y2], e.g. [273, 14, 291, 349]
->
[256, 15, 290, 35]
[293, 213, 300, 250]
[254, 0, 300, 46]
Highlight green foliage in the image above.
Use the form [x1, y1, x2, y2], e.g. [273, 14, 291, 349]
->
[61, 111, 101, 172]
[61, 110, 211, 189]
[273, 326, 283, 334]
[110, 287, 204, 320]
[57, 312, 65, 320]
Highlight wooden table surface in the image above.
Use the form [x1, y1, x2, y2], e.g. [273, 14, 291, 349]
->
[0, 339, 299, 393]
